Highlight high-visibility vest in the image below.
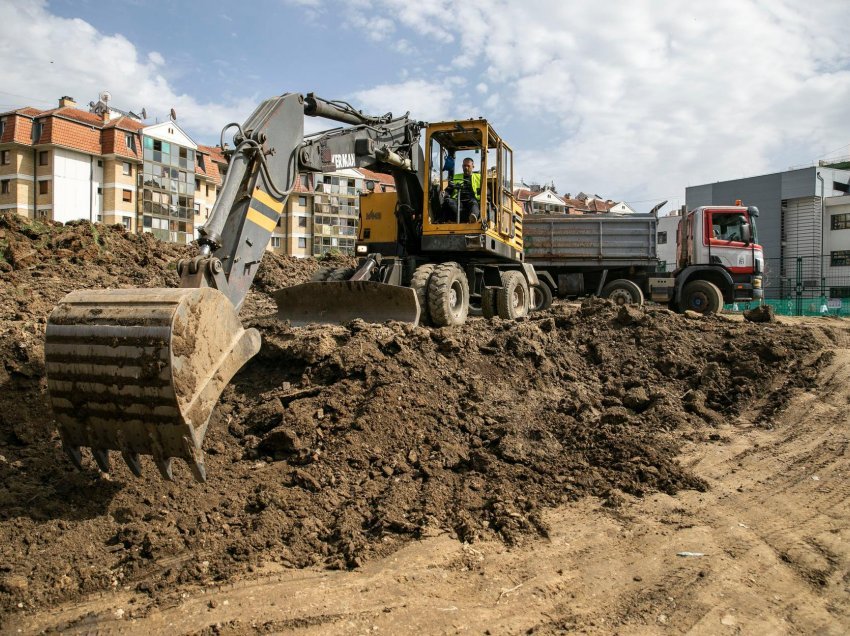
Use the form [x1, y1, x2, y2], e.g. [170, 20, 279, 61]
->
[452, 172, 481, 201]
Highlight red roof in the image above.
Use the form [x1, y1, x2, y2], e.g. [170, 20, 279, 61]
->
[198, 143, 227, 165]
[358, 167, 396, 190]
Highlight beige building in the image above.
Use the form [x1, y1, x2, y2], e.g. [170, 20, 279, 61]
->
[0, 96, 221, 242]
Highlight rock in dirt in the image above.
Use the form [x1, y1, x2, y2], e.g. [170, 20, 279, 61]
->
[744, 304, 776, 323]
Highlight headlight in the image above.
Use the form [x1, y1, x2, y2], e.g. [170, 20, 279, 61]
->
[356, 244, 368, 254]
[753, 277, 762, 289]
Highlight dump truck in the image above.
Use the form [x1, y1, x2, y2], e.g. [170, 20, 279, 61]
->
[44, 92, 537, 482]
[525, 204, 763, 313]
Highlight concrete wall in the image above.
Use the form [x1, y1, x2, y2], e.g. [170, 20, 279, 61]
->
[53, 148, 92, 223]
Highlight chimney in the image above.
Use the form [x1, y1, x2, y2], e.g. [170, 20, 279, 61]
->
[58, 96, 76, 108]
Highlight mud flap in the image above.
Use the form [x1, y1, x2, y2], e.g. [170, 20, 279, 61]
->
[45, 288, 260, 482]
[273, 281, 420, 327]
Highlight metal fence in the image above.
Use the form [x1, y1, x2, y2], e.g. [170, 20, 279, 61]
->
[724, 254, 850, 316]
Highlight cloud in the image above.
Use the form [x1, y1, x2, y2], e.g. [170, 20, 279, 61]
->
[335, 0, 850, 210]
[352, 79, 456, 122]
[0, 1, 256, 141]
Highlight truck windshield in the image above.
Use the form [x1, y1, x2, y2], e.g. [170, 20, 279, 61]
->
[712, 212, 756, 243]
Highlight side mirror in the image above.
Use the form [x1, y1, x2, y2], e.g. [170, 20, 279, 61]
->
[741, 223, 751, 244]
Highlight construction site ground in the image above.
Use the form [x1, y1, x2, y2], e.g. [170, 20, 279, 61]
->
[1, 213, 849, 634]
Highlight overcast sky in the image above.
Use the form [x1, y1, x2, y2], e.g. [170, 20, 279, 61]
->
[1, 0, 849, 212]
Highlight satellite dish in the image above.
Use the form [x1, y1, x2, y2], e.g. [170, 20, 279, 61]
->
[141, 108, 147, 119]
[99, 90, 111, 104]
[170, 108, 177, 121]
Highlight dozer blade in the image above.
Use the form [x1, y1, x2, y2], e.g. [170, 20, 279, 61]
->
[45, 287, 261, 482]
[273, 281, 420, 327]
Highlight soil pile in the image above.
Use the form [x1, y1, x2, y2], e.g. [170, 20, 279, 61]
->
[0, 212, 828, 620]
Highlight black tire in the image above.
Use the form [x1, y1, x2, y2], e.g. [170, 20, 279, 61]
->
[497, 270, 530, 320]
[428, 262, 470, 327]
[680, 279, 723, 314]
[410, 263, 436, 325]
[310, 266, 336, 282]
[601, 279, 644, 306]
[481, 287, 497, 319]
[327, 267, 355, 281]
[530, 282, 553, 312]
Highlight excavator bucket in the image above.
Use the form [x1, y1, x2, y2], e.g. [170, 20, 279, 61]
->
[45, 287, 261, 482]
[273, 281, 420, 327]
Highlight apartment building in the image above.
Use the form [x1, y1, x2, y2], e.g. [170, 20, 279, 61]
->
[265, 166, 395, 258]
[0, 96, 221, 243]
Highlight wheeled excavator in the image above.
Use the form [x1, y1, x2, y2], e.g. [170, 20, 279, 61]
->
[44, 92, 538, 482]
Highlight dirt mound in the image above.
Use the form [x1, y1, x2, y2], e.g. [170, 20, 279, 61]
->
[0, 212, 827, 621]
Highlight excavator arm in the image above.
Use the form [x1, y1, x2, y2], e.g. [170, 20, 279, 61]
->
[44, 92, 424, 482]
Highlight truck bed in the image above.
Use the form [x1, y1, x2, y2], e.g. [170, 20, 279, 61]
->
[523, 213, 658, 267]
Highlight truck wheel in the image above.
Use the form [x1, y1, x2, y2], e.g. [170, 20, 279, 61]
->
[602, 279, 644, 306]
[310, 266, 336, 282]
[530, 282, 553, 311]
[428, 262, 470, 327]
[410, 264, 436, 325]
[498, 270, 529, 320]
[680, 280, 723, 314]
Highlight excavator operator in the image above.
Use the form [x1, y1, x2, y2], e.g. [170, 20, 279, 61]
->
[442, 157, 481, 222]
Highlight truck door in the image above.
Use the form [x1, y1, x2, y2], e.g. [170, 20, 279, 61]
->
[705, 210, 758, 273]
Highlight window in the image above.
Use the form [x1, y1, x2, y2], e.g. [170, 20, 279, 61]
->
[194, 202, 201, 216]
[298, 216, 307, 228]
[36, 209, 50, 220]
[270, 237, 281, 248]
[830, 287, 850, 299]
[1, 180, 8, 194]
[32, 122, 42, 142]
[195, 178, 200, 192]
[0, 150, 8, 165]
[38, 180, 48, 195]
[122, 189, 132, 202]
[298, 237, 306, 248]
[0, 118, 5, 137]
[831, 250, 850, 266]
[125, 133, 136, 152]
[831, 213, 850, 230]
[39, 151, 48, 166]
[710, 212, 748, 242]
[97, 160, 103, 167]
[123, 162, 132, 176]
[206, 185, 210, 196]
[97, 187, 103, 194]
[122, 216, 132, 230]
[298, 196, 307, 206]
[657, 231, 667, 244]
[834, 181, 850, 194]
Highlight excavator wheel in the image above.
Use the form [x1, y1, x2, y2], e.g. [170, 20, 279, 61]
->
[45, 287, 261, 482]
[481, 286, 498, 319]
[409, 264, 436, 326]
[497, 270, 530, 320]
[428, 262, 469, 327]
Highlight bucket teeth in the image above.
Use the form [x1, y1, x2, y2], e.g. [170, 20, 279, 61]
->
[92, 448, 111, 474]
[155, 457, 175, 481]
[62, 442, 83, 470]
[188, 458, 207, 483]
[122, 451, 143, 477]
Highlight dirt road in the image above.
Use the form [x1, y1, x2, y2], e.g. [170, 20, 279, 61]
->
[8, 317, 850, 635]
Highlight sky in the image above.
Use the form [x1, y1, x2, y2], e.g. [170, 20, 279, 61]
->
[1, 0, 849, 213]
